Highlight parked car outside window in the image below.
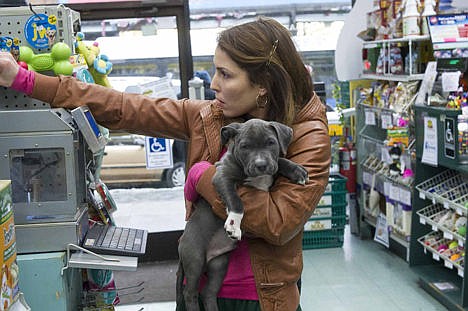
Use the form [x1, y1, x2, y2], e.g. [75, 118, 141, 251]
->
[99, 133, 186, 188]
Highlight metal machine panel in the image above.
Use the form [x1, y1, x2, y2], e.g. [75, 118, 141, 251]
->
[17, 251, 82, 310]
[0, 109, 75, 133]
[15, 206, 88, 254]
[0, 133, 86, 223]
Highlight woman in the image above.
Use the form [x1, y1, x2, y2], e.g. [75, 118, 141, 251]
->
[0, 17, 330, 311]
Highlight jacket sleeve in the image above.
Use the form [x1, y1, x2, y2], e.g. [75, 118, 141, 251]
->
[197, 118, 331, 246]
[31, 73, 203, 140]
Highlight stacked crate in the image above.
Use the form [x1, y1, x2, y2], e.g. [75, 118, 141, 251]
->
[302, 174, 347, 249]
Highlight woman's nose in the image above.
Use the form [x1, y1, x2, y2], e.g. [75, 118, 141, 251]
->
[210, 74, 219, 92]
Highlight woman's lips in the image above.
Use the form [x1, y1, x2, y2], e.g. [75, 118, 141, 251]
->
[215, 98, 225, 108]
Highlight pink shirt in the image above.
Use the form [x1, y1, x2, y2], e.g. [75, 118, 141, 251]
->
[217, 238, 258, 300]
[11, 66, 35, 95]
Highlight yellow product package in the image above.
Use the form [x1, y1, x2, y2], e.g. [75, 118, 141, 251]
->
[0, 181, 19, 311]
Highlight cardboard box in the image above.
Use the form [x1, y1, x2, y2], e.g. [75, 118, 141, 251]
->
[0, 181, 19, 310]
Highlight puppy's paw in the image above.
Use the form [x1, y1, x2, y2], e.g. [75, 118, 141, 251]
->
[291, 165, 309, 185]
[224, 212, 243, 241]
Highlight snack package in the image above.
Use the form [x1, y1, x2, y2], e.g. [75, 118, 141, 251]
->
[0, 181, 19, 311]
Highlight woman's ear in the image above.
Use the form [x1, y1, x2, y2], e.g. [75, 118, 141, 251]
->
[258, 87, 267, 96]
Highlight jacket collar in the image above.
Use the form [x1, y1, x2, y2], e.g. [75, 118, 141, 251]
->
[199, 92, 327, 161]
[294, 92, 327, 125]
[200, 103, 224, 162]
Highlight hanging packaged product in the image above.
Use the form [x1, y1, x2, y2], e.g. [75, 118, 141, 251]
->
[403, 0, 421, 37]
[0, 181, 20, 311]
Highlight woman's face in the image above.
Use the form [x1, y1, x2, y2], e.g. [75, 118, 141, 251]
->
[210, 47, 266, 119]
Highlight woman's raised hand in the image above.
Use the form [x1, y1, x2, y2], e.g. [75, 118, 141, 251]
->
[0, 52, 20, 88]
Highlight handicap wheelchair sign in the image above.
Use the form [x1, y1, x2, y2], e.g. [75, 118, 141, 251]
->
[145, 137, 173, 169]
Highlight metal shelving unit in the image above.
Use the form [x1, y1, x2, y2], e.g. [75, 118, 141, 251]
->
[410, 106, 468, 310]
[356, 35, 431, 261]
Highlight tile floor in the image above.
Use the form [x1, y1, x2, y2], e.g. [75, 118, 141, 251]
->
[114, 226, 448, 311]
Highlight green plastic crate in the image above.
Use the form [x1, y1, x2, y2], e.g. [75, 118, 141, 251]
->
[325, 174, 347, 193]
[302, 227, 345, 249]
[311, 202, 346, 219]
[303, 215, 346, 249]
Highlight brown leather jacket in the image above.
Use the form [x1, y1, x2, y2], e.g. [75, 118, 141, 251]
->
[31, 74, 331, 311]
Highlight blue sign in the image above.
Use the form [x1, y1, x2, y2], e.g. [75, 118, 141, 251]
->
[24, 13, 57, 49]
[147, 137, 167, 153]
[145, 137, 173, 169]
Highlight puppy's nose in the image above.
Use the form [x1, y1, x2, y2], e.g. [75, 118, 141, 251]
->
[255, 159, 267, 172]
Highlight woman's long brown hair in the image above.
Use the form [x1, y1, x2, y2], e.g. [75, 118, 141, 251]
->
[217, 16, 314, 126]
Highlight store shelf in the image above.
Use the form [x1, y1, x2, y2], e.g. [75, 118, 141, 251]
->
[418, 232, 464, 274]
[413, 265, 467, 310]
[410, 106, 468, 309]
[362, 215, 410, 249]
[416, 170, 468, 217]
[360, 73, 425, 82]
[362, 35, 431, 47]
[417, 204, 466, 244]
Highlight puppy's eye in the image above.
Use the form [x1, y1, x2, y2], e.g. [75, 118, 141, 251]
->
[239, 143, 249, 149]
[266, 138, 276, 146]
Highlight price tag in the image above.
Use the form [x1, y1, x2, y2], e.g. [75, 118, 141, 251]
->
[384, 182, 391, 197]
[420, 217, 426, 225]
[459, 239, 464, 247]
[363, 171, 372, 186]
[399, 188, 411, 206]
[443, 231, 453, 240]
[432, 225, 438, 231]
[419, 191, 426, 200]
[459, 269, 464, 278]
[365, 109, 376, 126]
[444, 260, 454, 269]
[432, 197, 436, 205]
[444, 201, 449, 209]
[457, 208, 463, 215]
[389, 184, 400, 201]
[433, 253, 440, 261]
[381, 111, 393, 129]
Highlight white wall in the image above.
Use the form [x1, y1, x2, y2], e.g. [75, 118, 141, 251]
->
[334, 0, 374, 81]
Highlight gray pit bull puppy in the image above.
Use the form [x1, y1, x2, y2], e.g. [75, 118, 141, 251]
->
[176, 118, 308, 311]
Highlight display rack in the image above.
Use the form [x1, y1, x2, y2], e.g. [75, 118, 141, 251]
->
[356, 35, 431, 260]
[410, 105, 468, 310]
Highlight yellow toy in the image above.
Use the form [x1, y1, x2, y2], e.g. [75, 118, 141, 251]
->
[75, 32, 113, 88]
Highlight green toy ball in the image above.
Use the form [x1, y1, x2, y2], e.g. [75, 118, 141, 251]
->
[18, 46, 34, 62]
[51, 42, 72, 59]
[458, 225, 467, 236]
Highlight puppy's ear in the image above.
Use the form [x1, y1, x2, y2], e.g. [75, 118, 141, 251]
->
[220, 122, 242, 146]
[269, 122, 293, 156]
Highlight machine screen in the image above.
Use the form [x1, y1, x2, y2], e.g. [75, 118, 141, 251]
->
[71, 106, 107, 154]
[84, 110, 102, 139]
